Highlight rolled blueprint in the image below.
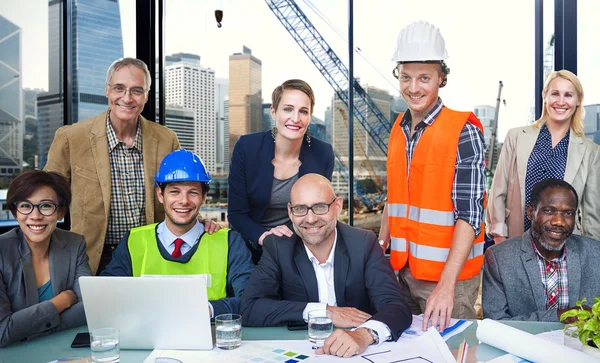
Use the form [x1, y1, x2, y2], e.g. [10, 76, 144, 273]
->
[476, 319, 599, 363]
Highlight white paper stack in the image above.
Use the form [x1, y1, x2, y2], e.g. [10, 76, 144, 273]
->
[477, 319, 600, 363]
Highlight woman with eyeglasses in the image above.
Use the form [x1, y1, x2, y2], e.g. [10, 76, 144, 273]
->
[0, 170, 91, 347]
[228, 79, 334, 264]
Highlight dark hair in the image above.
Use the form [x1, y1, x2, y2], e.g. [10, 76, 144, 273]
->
[528, 178, 579, 209]
[7, 170, 71, 217]
[157, 182, 210, 196]
[271, 79, 315, 114]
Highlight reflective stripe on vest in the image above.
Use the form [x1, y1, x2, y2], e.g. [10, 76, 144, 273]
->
[128, 223, 229, 300]
[409, 241, 485, 262]
[387, 108, 485, 281]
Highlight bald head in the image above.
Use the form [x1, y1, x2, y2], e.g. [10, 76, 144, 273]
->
[290, 174, 335, 205]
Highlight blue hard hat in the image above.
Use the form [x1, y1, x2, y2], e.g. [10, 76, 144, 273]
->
[154, 149, 211, 186]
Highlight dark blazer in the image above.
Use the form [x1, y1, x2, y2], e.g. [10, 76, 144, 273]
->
[0, 228, 92, 347]
[240, 223, 412, 341]
[482, 231, 600, 321]
[228, 131, 334, 252]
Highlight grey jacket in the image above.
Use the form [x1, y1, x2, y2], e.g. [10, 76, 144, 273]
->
[0, 228, 91, 347]
[482, 231, 600, 321]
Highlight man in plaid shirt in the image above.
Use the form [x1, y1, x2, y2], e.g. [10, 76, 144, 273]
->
[483, 178, 600, 321]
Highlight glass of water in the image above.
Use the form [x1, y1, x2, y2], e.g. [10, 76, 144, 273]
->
[215, 313, 242, 350]
[308, 310, 333, 345]
[90, 327, 120, 363]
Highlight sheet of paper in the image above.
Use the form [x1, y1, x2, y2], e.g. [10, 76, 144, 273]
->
[144, 329, 456, 363]
[400, 314, 473, 341]
[477, 319, 598, 363]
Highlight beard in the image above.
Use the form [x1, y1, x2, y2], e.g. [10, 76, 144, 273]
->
[530, 226, 571, 252]
[293, 219, 337, 247]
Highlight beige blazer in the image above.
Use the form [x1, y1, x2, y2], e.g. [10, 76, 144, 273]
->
[487, 125, 600, 240]
[44, 110, 180, 273]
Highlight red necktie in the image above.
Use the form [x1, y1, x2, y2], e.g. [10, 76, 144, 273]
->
[172, 238, 185, 258]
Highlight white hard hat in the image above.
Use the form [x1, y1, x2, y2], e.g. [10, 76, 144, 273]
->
[392, 21, 449, 62]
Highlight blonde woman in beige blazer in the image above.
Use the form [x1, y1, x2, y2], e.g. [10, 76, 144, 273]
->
[487, 70, 600, 242]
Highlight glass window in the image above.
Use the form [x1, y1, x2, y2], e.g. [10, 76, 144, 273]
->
[579, 0, 600, 144]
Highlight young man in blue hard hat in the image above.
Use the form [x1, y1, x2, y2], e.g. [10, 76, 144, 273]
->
[377, 21, 487, 332]
[102, 149, 254, 317]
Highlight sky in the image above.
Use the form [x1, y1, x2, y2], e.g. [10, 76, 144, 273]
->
[2, 0, 600, 142]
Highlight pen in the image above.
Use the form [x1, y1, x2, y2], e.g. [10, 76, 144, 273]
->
[456, 339, 468, 363]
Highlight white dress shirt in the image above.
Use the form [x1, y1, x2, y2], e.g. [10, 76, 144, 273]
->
[301, 229, 391, 345]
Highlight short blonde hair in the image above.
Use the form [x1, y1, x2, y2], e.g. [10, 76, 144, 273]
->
[534, 70, 585, 136]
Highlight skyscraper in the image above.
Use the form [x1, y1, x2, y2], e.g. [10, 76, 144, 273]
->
[0, 15, 23, 181]
[38, 0, 124, 168]
[165, 106, 195, 151]
[228, 46, 262, 154]
[474, 105, 495, 149]
[165, 53, 216, 173]
[215, 78, 229, 174]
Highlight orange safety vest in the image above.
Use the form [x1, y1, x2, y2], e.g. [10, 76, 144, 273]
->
[387, 107, 485, 282]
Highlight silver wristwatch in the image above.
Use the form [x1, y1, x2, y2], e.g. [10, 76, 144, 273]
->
[365, 328, 379, 345]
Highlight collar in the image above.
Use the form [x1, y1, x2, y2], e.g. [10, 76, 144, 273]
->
[400, 97, 444, 128]
[106, 110, 143, 153]
[158, 220, 204, 248]
[303, 228, 338, 266]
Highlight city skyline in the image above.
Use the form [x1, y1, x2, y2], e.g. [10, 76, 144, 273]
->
[3, 0, 600, 144]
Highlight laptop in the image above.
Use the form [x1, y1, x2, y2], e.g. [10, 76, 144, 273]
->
[79, 276, 213, 350]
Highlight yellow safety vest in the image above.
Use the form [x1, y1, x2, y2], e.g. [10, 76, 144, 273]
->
[128, 223, 229, 300]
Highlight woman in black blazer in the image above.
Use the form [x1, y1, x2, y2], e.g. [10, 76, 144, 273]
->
[228, 79, 334, 263]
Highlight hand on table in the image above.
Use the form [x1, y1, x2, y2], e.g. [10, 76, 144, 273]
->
[326, 305, 371, 328]
[423, 281, 455, 332]
[315, 328, 373, 358]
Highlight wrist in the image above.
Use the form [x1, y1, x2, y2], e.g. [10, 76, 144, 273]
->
[359, 327, 377, 345]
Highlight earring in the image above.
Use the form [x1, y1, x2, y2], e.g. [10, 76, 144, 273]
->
[305, 129, 311, 147]
[271, 127, 277, 143]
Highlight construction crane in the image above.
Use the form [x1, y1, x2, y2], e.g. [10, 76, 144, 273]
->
[264, 0, 392, 156]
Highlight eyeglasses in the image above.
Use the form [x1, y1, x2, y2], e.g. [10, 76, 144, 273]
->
[290, 198, 337, 217]
[13, 201, 60, 216]
[107, 83, 147, 97]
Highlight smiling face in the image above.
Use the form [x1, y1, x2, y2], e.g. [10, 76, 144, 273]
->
[15, 186, 64, 249]
[544, 77, 580, 126]
[526, 187, 577, 259]
[106, 65, 148, 124]
[398, 62, 442, 120]
[288, 175, 342, 249]
[157, 182, 206, 236]
[271, 89, 312, 142]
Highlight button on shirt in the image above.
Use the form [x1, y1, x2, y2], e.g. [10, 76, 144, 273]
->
[301, 230, 391, 345]
[105, 113, 146, 245]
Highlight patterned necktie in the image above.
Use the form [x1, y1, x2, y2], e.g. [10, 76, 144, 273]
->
[546, 261, 559, 309]
[172, 238, 185, 258]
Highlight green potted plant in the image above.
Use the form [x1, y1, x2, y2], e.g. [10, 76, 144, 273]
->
[560, 297, 600, 356]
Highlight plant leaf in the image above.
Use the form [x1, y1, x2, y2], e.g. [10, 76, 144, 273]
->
[584, 319, 600, 333]
[560, 309, 579, 321]
[577, 310, 592, 321]
[580, 330, 591, 345]
[592, 335, 600, 350]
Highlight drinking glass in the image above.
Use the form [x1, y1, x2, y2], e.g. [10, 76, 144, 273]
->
[90, 328, 120, 363]
[215, 313, 242, 350]
[308, 310, 333, 345]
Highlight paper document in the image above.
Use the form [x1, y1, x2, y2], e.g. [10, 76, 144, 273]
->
[477, 319, 599, 363]
[144, 329, 456, 363]
[400, 314, 472, 341]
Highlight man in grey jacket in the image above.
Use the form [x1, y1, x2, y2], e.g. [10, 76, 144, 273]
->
[483, 178, 600, 321]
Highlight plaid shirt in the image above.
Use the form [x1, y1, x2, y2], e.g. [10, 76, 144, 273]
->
[532, 239, 569, 309]
[105, 112, 146, 245]
[399, 98, 486, 236]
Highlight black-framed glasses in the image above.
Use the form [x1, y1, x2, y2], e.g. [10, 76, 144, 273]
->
[290, 198, 337, 217]
[13, 201, 60, 216]
[107, 83, 147, 97]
